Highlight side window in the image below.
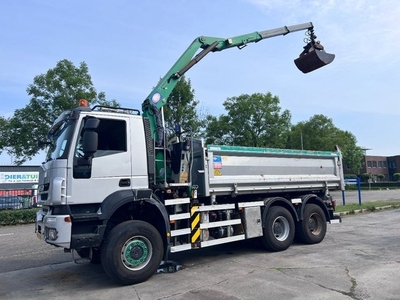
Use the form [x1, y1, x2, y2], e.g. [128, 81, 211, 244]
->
[73, 118, 127, 179]
[95, 119, 127, 156]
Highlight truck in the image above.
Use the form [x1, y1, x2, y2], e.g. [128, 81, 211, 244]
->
[35, 22, 341, 285]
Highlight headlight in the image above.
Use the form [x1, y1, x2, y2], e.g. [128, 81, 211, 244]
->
[45, 217, 57, 224]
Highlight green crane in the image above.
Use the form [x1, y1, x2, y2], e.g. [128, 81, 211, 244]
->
[142, 22, 334, 146]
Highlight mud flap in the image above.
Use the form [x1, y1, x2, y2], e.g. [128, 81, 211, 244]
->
[294, 49, 335, 73]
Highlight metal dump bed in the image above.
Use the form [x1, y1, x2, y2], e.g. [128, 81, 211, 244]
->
[203, 145, 344, 197]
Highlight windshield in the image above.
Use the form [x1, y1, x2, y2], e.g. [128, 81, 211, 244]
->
[46, 117, 76, 162]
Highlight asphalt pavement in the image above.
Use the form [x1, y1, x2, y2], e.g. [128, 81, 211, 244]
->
[1, 207, 400, 299]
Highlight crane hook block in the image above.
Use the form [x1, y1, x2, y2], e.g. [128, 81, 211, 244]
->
[294, 42, 335, 73]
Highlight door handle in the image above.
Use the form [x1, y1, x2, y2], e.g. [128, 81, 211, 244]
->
[119, 178, 131, 187]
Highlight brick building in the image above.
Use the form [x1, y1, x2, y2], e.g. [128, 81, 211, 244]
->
[358, 155, 400, 181]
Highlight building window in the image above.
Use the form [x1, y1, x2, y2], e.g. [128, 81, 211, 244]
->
[372, 161, 377, 168]
[378, 161, 382, 168]
[382, 161, 387, 168]
[367, 161, 372, 168]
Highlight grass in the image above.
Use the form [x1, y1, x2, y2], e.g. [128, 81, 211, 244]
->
[335, 200, 400, 213]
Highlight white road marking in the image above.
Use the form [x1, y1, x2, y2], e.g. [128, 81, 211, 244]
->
[0, 233, 14, 237]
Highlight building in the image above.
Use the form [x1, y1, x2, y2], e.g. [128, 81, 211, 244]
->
[358, 155, 400, 181]
[0, 165, 40, 207]
[388, 156, 400, 181]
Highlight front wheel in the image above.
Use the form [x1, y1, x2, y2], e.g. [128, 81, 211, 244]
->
[101, 220, 163, 285]
[261, 206, 295, 252]
[297, 203, 327, 244]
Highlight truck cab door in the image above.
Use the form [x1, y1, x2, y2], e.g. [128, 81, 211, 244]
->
[68, 115, 147, 205]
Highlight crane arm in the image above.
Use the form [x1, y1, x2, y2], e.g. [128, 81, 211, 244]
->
[141, 22, 322, 143]
[144, 22, 313, 109]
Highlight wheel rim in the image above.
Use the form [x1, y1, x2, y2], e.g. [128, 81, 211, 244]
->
[308, 212, 323, 236]
[121, 236, 153, 271]
[272, 216, 290, 241]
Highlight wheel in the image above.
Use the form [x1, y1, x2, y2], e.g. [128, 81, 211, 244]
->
[261, 206, 295, 252]
[76, 247, 101, 264]
[101, 220, 163, 285]
[298, 203, 327, 244]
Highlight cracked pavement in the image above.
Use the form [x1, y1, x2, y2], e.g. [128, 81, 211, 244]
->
[1, 209, 399, 299]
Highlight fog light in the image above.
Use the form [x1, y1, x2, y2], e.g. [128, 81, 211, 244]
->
[48, 228, 58, 241]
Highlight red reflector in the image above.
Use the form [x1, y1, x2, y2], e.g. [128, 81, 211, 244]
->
[64, 216, 72, 223]
[331, 199, 337, 210]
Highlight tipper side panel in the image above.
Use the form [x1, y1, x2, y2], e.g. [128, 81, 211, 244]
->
[206, 145, 342, 196]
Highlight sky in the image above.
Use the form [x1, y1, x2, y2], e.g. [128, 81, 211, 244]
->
[1, 0, 399, 165]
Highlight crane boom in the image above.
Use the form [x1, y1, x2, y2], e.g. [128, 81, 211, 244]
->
[142, 22, 334, 144]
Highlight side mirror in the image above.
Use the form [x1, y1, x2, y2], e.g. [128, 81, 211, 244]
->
[82, 131, 98, 157]
[84, 117, 100, 130]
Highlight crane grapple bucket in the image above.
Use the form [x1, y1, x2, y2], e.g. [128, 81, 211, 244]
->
[294, 43, 335, 73]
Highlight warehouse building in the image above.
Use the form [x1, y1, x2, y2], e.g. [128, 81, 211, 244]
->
[0, 165, 40, 209]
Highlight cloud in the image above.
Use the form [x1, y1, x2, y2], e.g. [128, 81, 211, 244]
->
[247, 0, 400, 64]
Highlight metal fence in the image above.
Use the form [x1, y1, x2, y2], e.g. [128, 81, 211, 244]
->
[0, 196, 32, 210]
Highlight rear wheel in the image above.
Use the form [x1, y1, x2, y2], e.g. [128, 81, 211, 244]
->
[261, 206, 295, 252]
[298, 204, 327, 244]
[101, 220, 163, 285]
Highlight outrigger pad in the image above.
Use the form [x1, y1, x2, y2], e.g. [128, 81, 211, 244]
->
[294, 49, 335, 73]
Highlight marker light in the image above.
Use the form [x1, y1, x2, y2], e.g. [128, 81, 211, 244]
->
[79, 99, 89, 107]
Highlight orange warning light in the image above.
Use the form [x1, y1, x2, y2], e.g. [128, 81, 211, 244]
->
[78, 99, 89, 107]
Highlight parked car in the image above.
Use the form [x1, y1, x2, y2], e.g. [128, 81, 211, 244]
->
[0, 196, 23, 210]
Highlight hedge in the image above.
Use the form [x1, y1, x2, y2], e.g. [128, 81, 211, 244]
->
[0, 208, 39, 226]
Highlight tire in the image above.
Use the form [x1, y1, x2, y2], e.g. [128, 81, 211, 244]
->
[298, 204, 327, 244]
[101, 220, 163, 285]
[261, 206, 295, 252]
[76, 247, 101, 264]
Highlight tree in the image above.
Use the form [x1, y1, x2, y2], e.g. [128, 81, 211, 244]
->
[204, 92, 291, 148]
[0, 116, 8, 155]
[1, 59, 118, 164]
[287, 114, 363, 173]
[361, 173, 372, 182]
[163, 76, 202, 138]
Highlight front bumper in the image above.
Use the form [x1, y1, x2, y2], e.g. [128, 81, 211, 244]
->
[36, 209, 72, 248]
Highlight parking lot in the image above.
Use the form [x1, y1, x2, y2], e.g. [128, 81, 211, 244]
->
[1, 207, 400, 300]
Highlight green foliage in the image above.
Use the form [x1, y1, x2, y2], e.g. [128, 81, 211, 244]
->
[335, 201, 400, 213]
[361, 173, 372, 181]
[204, 92, 291, 148]
[0, 209, 39, 225]
[344, 174, 357, 179]
[377, 174, 385, 180]
[394, 173, 400, 181]
[0, 116, 8, 156]
[1, 59, 118, 164]
[163, 76, 202, 137]
[287, 114, 363, 173]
